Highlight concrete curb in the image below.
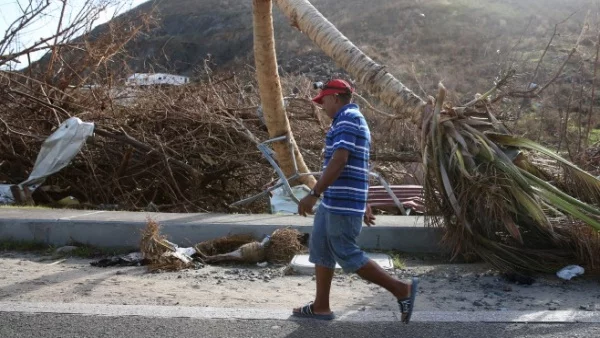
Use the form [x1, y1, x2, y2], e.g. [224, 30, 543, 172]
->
[0, 209, 444, 253]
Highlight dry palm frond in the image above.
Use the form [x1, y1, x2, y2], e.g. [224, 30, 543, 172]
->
[423, 83, 600, 273]
[147, 257, 192, 273]
[195, 229, 307, 265]
[140, 218, 193, 272]
[265, 228, 307, 264]
[140, 218, 173, 261]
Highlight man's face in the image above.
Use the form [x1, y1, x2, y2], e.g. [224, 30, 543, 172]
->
[321, 94, 339, 118]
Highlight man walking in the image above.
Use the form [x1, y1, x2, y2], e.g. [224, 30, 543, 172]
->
[292, 79, 418, 323]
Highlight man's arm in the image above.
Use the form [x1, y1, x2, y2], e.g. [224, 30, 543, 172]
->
[297, 148, 349, 216]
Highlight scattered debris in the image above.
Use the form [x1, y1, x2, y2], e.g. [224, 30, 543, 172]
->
[91, 252, 145, 267]
[140, 219, 194, 272]
[199, 236, 270, 264]
[556, 265, 585, 280]
[195, 228, 308, 265]
[503, 272, 536, 285]
[281, 265, 295, 276]
[136, 219, 308, 272]
[55, 246, 79, 254]
[56, 196, 80, 206]
[0, 185, 13, 204]
[194, 234, 256, 257]
[269, 184, 312, 214]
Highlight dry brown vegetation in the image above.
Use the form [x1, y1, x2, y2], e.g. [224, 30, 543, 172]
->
[1, 0, 600, 215]
[0, 67, 418, 212]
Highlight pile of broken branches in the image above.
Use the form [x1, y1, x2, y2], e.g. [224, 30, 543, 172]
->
[1, 72, 295, 212]
[1, 62, 423, 213]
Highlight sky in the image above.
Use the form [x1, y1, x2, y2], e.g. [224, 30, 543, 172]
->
[0, 0, 148, 68]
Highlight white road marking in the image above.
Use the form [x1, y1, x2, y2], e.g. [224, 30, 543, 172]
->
[59, 211, 106, 220]
[1, 302, 599, 323]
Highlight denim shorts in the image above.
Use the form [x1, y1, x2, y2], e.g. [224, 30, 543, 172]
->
[308, 204, 369, 273]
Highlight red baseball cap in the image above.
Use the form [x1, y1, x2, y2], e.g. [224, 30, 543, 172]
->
[311, 79, 354, 105]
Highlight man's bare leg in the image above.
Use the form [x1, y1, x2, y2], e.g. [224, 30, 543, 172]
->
[293, 265, 334, 315]
[357, 260, 416, 322]
[356, 259, 411, 299]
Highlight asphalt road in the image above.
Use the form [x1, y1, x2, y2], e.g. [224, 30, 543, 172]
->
[1, 312, 598, 338]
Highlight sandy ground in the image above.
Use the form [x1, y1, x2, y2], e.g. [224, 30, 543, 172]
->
[1, 251, 599, 313]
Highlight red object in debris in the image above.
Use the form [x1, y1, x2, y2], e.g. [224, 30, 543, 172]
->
[367, 185, 425, 214]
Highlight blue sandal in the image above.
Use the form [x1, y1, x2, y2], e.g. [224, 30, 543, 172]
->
[292, 301, 336, 321]
[397, 277, 419, 324]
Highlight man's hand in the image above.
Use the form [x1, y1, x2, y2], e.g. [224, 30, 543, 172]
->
[298, 195, 319, 217]
[364, 204, 376, 226]
[296, 148, 348, 217]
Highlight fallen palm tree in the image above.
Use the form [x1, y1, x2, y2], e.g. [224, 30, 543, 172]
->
[198, 240, 269, 264]
[253, 0, 600, 273]
[141, 219, 307, 270]
[195, 234, 257, 257]
[196, 229, 307, 264]
[194, 228, 306, 264]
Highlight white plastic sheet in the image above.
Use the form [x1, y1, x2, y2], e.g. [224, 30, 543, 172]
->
[1, 117, 94, 205]
[269, 184, 314, 214]
[556, 265, 585, 280]
[0, 185, 14, 204]
[167, 251, 194, 264]
[175, 247, 197, 257]
[20, 117, 95, 188]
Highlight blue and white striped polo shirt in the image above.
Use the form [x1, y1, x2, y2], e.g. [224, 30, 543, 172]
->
[322, 103, 371, 216]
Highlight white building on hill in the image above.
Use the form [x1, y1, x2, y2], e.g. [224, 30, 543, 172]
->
[126, 73, 190, 86]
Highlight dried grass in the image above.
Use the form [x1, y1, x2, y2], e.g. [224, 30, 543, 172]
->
[265, 228, 307, 264]
[147, 257, 191, 273]
[140, 218, 193, 272]
[140, 218, 171, 261]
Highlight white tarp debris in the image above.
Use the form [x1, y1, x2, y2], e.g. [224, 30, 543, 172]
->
[20, 117, 95, 187]
[175, 247, 197, 257]
[0, 185, 14, 204]
[163, 247, 197, 265]
[270, 184, 314, 214]
[166, 251, 194, 265]
[556, 265, 585, 280]
[0, 117, 94, 204]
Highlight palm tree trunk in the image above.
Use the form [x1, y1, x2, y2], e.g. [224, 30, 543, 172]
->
[275, 0, 426, 120]
[253, 0, 316, 188]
